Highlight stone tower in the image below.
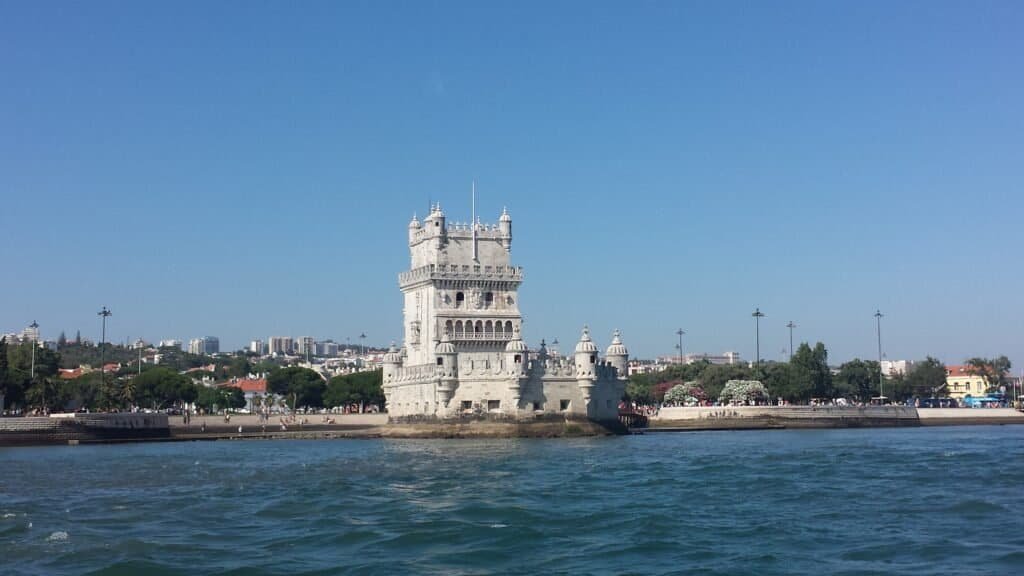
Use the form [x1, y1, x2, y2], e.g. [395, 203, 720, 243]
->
[384, 201, 627, 421]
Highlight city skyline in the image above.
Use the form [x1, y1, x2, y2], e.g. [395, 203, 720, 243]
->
[2, 2, 1021, 367]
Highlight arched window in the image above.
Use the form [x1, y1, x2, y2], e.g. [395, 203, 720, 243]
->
[475, 321, 483, 334]
[485, 292, 494, 307]
[495, 323, 504, 337]
[505, 321, 514, 334]
[445, 320, 453, 337]
[455, 321, 464, 337]
[455, 292, 465, 308]
[485, 321, 493, 337]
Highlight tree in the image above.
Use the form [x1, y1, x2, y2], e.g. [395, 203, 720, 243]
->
[788, 342, 832, 401]
[221, 386, 246, 409]
[836, 359, 878, 402]
[625, 372, 655, 404]
[133, 367, 195, 409]
[325, 370, 383, 412]
[966, 356, 1013, 394]
[57, 331, 67, 347]
[905, 357, 948, 397]
[25, 377, 61, 412]
[719, 380, 769, 405]
[225, 356, 252, 379]
[663, 382, 705, 406]
[267, 367, 326, 410]
[74, 330, 81, 345]
[697, 363, 754, 400]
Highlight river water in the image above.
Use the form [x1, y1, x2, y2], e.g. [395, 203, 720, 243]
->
[2, 426, 1023, 575]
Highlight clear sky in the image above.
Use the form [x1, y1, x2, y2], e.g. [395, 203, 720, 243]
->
[2, 1, 1022, 368]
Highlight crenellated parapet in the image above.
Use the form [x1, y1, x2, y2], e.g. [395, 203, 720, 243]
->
[399, 264, 523, 289]
[387, 364, 442, 385]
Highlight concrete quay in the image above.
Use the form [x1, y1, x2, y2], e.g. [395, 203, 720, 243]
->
[648, 405, 1024, 431]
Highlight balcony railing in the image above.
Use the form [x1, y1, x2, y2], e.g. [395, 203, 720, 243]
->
[451, 332, 515, 341]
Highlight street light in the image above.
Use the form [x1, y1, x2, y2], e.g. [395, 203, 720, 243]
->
[359, 332, 366, 359]
[98, 307, 112, 386]
[29, 321, 39, 379]
[786, 321, 796, 361]
[675, 328, 685, 365]
[874, 309, 884, 400]
[751, 308, 765, 371]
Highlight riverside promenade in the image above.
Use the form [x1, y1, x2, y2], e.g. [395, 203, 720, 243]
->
[649, 405, 1024, 431]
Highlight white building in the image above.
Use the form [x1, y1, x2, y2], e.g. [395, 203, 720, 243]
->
[249, 339, 266, 355]
[383, 204, 627, 421]
[158, 339, 183, 349]
[21, 322, 40, 343]
[881, 360, 914, 377]
[188, 336, 219, 355]
[657, 352, 743, 365]
[268, 336, 293, 355]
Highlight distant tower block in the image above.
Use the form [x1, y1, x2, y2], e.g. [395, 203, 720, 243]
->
[383, 196, 627, 421]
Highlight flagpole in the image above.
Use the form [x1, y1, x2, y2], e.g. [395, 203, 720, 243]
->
[472, 180, 478, 262]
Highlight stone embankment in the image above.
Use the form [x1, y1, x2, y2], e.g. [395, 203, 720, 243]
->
[649, 405, 1024, 431]
[168, 413, 625, 440]
[0, 413, 170, 446]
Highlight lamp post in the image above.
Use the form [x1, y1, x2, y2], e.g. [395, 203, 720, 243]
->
[675, 328, 685, 365]
[786, 321, 796, 361]
[98, 307, 112, 386]
[874, 310, 884, 400]
[751, 308, 765, 371]
[359, 332, 366, 360]
[29, 320, 39, 379]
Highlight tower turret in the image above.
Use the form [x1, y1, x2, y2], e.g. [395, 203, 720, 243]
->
[382, 342, 403, 412]
[425, 203, 447, 249]
[605, 329, 629, 379]
[434, 331, 458, 407]
[505, 329, 529, 408]
[498, 207, 512, 252]
[408, 214, 420, 244]
[574, 325, 599, 405]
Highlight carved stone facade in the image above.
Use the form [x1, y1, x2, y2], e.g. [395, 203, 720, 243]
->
[383, 204, 628, 421]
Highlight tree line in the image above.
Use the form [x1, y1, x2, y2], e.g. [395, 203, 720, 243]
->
[1, 337, 384, 415]
[627, 342, 1012, 405]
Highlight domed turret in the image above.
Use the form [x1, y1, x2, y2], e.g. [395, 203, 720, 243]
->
[384, 341, 403, 364]
[498, 207, 512, 251]
[505, 332, 528, 403]
[382, 341, 402, 386]
[434, 331, 458, 407]
[574, 326, 599, 355]
[574, 325, 598, 404]
[605, 329, 629, 378]
[505, 338, 528, 353]
[408, 214, 421, 244]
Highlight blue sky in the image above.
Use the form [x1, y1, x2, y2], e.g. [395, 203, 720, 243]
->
[2, 1, 1022, 368]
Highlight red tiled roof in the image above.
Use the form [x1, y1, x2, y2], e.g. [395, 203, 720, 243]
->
[59, 368, 83, 380]
[222, 378, 267, 393]
[946, 365, 978, 377]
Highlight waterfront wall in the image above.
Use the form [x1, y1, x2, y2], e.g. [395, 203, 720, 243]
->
[916, 408, 1024, 426]
[651, 405, 921, 430]
[0, 413, 170, 446]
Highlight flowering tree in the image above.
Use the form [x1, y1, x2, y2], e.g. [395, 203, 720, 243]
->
[663, 382, 705, 406]
[718, 380, 769, 405]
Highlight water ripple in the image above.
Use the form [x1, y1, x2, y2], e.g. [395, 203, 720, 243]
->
[2, 427, 1024, 575]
